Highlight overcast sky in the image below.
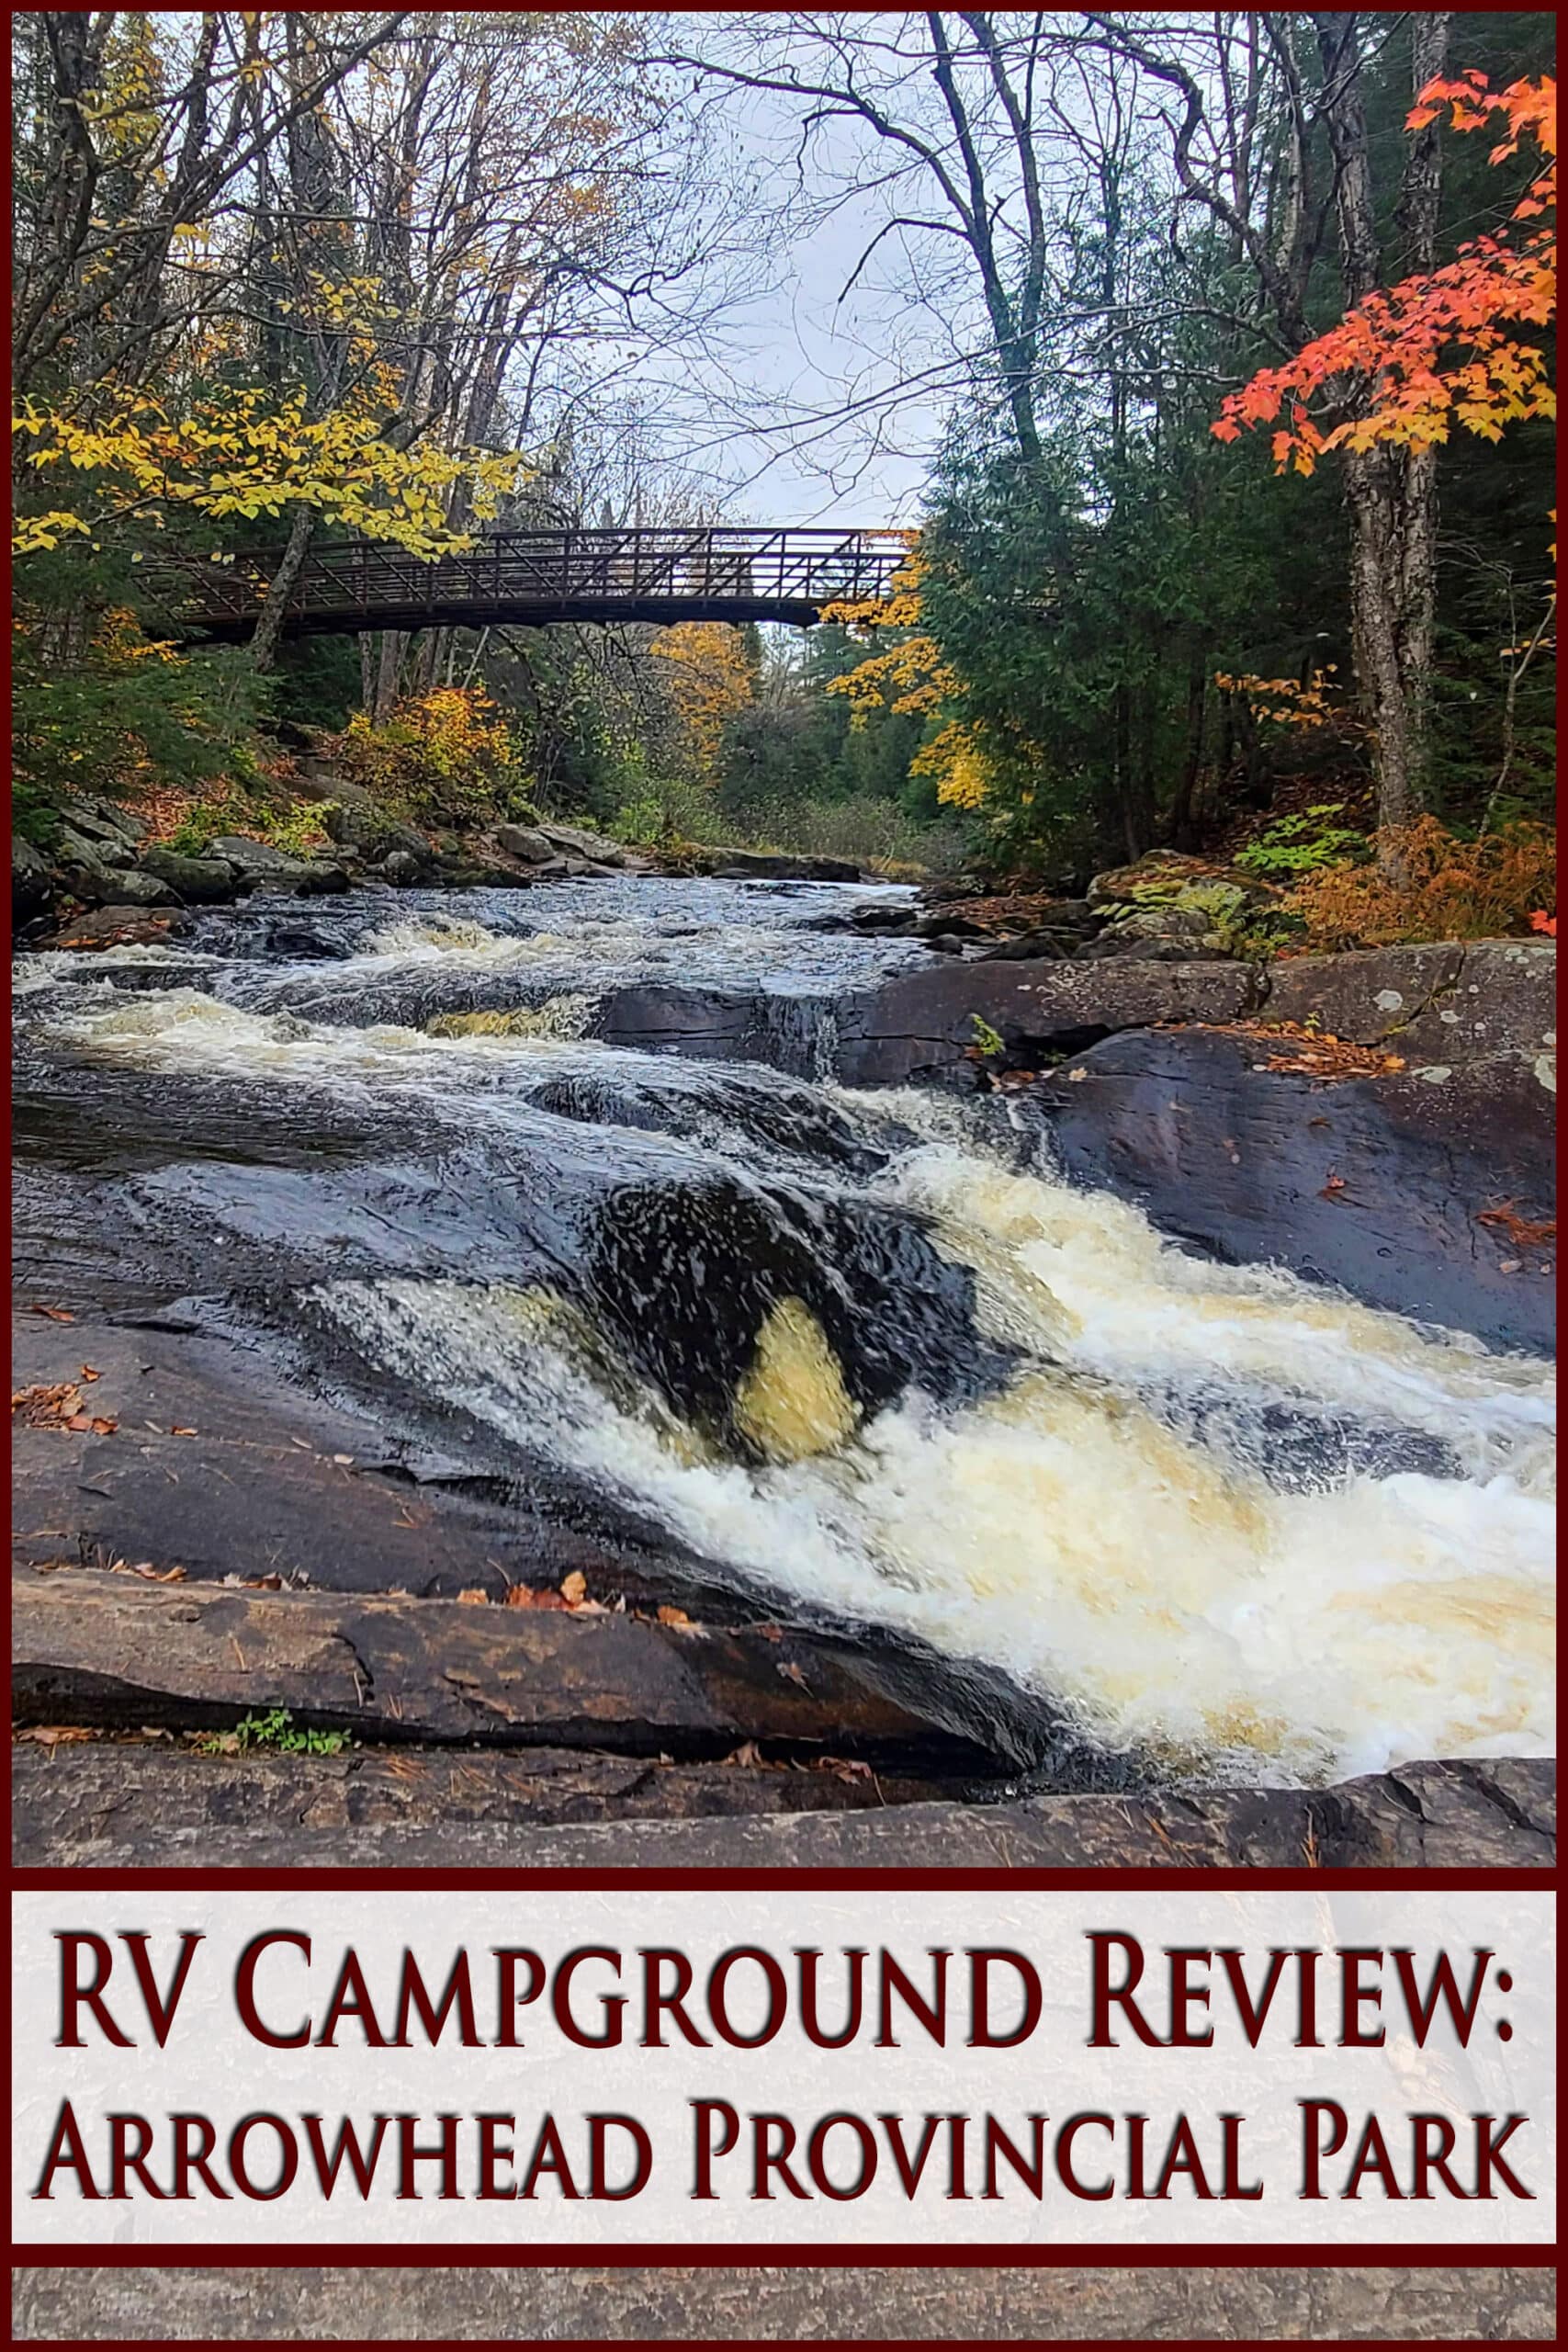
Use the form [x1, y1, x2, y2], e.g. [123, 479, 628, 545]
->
[624, 53, 966, 531]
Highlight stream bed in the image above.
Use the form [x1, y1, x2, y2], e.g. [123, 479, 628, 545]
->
[12, 878, 1556, 1788]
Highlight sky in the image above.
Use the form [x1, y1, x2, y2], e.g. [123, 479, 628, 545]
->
[619, 44, 974, 532]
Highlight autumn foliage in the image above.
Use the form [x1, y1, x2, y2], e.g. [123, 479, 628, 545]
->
[650, 623, 757, 782]
[1214, 73, 1555, 471]
[820, 541, 999, 812]
[1283, 817, 1556, 948]
[334, 687, 524, 825]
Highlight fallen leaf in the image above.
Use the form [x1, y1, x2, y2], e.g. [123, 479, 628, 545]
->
[457, 1587, 492, 1606]
[16, 1725, 93, 1745]
[724, 1740, 773, 1770]
[655, 1604, 692, 1627]
[26, 1305, 75, 1323]
[776, 1659, 810, 1690]
[1477, 1201, 1557, 1249]
[333, 1453, 354, 1465]
[559, 1570, 589, 1604]
[503, 1584, 567, 1610]
[79, 1366, 100, 1382]
[170, 1425, 197, 1437]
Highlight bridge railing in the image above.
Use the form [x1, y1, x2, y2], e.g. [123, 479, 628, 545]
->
[142, 525, 911, 634]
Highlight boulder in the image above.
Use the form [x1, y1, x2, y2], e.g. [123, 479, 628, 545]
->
[321, 801, 433, 867]
[712, 849, 863, 883]
[378, 849, 423, 887]
[1083, 850, 1275, 958]
[849, 903, 919, 933]
[137, 844, 240, 903]
[208, 836, 349, 895]
[11, 834, 53, 920]
[53, 823, 133, 891]
[1262, 939, 1556, 1065]
[58, 842, 174, 907]
[493, 822, 558, 865]
[539, 820, 628, 866]
[39, 905, 180, 951]
[1087, 849, 1266, 907]
[66, 797, 148, 850]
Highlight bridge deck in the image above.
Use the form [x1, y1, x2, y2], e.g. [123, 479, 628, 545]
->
[149, 525, 908, 643]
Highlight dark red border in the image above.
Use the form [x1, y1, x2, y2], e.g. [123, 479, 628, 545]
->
[4, 5, 1562, 2321]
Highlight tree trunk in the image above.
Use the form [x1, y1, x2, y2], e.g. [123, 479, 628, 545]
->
[1170, 643, 1209, 849]
[1343, 450, 1420, 836]
[1314, 12, 1450, 846]
[374, 629, 403, 721]
[248, 506, 316, 673]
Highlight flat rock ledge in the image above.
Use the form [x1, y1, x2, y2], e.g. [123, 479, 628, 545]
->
[12, 1743, 1553, 1868]
[12, 2260, 1556, 2342]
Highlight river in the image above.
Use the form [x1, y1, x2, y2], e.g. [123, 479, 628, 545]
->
[12, 877, 1555, 1787]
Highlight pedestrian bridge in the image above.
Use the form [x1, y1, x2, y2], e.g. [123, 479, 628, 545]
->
[152, 526, 909, 642]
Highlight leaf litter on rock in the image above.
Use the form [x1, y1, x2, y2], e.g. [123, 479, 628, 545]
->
[13, 1381, 118, 1435]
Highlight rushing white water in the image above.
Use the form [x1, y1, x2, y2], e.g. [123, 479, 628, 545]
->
[17, 886, 1555, 1783]
[310, 1088, 1554, 1785]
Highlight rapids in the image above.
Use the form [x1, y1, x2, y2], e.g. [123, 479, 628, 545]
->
[12, 879, 1555, 1784]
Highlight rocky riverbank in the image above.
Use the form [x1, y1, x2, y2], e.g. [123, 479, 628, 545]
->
[11, 786, 872, 934]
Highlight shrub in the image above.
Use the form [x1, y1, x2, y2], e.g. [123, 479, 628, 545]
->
[1286, 818, 1556, 947]
[331, 686, 525, 825]
[610, 775, 729, 848]
[1235, 803, 1371, 881]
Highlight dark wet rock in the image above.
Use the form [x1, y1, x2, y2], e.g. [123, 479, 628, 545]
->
[919, 932, 971, 956]
[595, 982, 827, 1074]
[32, 904, 180, 951]
[587, 1172, 1011, 1450]
[977, 922, 1091, 961]
[15, 1565, 984, 1765]
[11, 834, 53, 919]
[378, 848, 423, 886]
[834, 957, 1258, 1085]
[912, 910, 990, 940]
[1035, 1028, 1555, 1353]
[848, 900, 919, 933]
[712, 848, 863, 883]
[137, 843, 240, 901]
